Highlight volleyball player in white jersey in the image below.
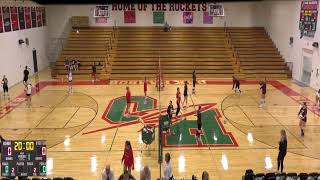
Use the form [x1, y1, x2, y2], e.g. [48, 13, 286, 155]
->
[67, 71, 73, 94]
[25, 83, 32, 108]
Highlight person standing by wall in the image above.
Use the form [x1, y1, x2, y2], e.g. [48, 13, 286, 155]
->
[1, 75, 9, 99]
[315, 89, 320, 107]
[277, 129, 287, 173]
[23, 66, 30, 86]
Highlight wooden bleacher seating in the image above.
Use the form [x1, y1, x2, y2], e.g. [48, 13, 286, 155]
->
[55, 27, 114, 79]
[227, 27, 289, 79]
[55, 26, 289, 80]
[110, 27, 234, 79]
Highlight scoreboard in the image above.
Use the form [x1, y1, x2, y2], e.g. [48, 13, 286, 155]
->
[299, 0, 318, 37]
[1, 140, 46, 177]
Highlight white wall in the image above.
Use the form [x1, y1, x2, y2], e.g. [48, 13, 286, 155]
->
[47, 2, 265, 39]
[263, 0, 320, 89]
[0, 1, 48, 87]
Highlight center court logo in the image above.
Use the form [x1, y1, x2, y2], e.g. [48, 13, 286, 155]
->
[84, 96, 238, 148]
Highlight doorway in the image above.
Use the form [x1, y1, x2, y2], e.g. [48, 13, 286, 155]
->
[301, 56, 312, 86]
[32, 49, 38, 73]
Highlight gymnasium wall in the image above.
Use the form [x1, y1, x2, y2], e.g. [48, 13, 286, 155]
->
[263, 0, 320, 89]
[47, 2, 265, 39]
[0, 1, 48, 87]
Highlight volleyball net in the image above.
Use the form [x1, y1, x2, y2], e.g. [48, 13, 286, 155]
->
[156, 54, 165, 91]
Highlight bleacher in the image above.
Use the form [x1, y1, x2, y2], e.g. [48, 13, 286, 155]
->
[54, 26, 290, 80]
[243, 170, 320, 180]
[226, 27, 290, 79]
[0, 177, 74, 180]
[55, 27, 115, 79]
[109, 27, 235, 80]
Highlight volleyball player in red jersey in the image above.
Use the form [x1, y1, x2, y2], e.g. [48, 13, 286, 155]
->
[143, 77, 147, 104]
[176, 87, 182, 120]
[121, 140, 134, 173]
[126, 87, 131, 117]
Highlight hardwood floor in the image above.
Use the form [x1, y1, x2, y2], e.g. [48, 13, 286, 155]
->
[1, 69, 320, 180]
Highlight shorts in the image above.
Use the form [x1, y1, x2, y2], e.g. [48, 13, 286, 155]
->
[68, 80, 72, 83]
[23, 77, 28, 82]
[197, 123, 202, 130]
[3, 86, 8, 92]
[91, 72, 96, 77]
[26, 94, 31, 97]
[193, 81, 196, 87]
[184, 94, 188, 97]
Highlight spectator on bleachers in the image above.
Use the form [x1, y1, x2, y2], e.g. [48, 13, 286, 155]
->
[71, 60, 76, 71]
[140, 166, 151, 180]
[76, 59, 80, 71]
[202, 171, 209, 180]
[101, 164, 115, 180]
[64, 59, 70, 70]
[91, 62, 97, 82]
[164, 21, 171, 32]
[118, 169, 136, 180]
[163, 153, 173, 180]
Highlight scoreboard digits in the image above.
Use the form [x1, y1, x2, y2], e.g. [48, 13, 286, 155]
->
[1, 140, 46, 177]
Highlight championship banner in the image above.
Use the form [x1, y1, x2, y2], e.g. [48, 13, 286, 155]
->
[153, 11, 165, 24]
[203, 11, 213, 24]
[42, 7, 46, 26]
[2, 7, 11, 32]
[299, 0, 318, 38]
[209, 3, 224, 17]
[18, 7, 25, 30]
[36, 7, 42, 27]
[95, 17, 107, 23]
[0, 8, 3, 33]
[24, 7, 31, 29]
[10, 7, 19, 31]
[183, 12, 193, 24]
[94, 5, 110, 17]
[124, 10, 136, 23]
[31, 7, 37, 28]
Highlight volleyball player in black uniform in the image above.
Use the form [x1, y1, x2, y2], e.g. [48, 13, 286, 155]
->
[196, 106, 202, 141]
[167, 100, 175, 135]
[182, 81, 188, 108]
[23, 66, 30, 86]
[192, 69, 196, 95]
[1, 75, 9, 99]
[259, 78, 267, 108]
[298, 102, 307, 136]
[232, 76, 241, 93]
[277, 129, 287, 173]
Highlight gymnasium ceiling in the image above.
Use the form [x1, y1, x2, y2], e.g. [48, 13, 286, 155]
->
[32, 0, 264, 4]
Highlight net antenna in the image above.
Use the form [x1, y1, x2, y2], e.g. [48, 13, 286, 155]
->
[156, 50, 164, 91]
